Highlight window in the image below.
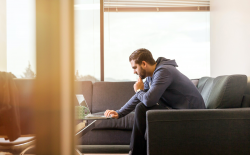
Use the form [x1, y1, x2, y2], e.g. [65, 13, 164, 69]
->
[2, 0, 210, 81]
[74, 0, 100, 82]
[104, 12, 210, 81]
[74, 0, 210, 82]
[6, 0, 36, 78]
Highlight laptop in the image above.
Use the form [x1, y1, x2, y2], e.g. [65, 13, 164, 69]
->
[76, 94, 112, 120]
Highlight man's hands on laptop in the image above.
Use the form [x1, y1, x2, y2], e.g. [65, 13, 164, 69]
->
[104, 110, 119, 119]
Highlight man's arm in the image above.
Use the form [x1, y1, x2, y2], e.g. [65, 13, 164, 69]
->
[143, 77, 150, 92]
[115, 94, 140, 118]
[105, 78, 150, 119]
[104, 95, 140, 119]
[116, 78, 151, 118]
[136, 68, 173, 107]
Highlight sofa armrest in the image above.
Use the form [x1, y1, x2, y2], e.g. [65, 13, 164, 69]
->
[146, 109, 250, 155]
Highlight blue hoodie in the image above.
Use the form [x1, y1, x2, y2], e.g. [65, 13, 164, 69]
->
[116, 57, 205, 118]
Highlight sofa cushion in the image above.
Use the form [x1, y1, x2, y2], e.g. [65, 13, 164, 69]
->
[198, 75, 247, 109]
[92, 112, 134, 130]
[191, 79, 199, 87]
[242, 77, 250, 107]
[245, 77, 250, 95]
[146, 109, 250, 155]
[241, 94, 250, 107]
[197, 77, 214, 104]
[76, 145, 130, 154]
[92, 82, 135, 113]
[80, 129, 132, 145]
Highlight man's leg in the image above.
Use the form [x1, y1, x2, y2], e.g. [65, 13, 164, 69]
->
[130, 102, 168, 155]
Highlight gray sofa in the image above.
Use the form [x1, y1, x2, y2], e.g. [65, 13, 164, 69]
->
[8, 74, 250, 154]
[147, 75, 250, 155]
[76, 74, 250, 154]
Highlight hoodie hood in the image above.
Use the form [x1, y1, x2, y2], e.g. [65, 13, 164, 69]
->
[155, 57, 178, 68]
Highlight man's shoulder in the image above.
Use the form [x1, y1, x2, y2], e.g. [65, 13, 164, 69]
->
[155, 64, 177, 73]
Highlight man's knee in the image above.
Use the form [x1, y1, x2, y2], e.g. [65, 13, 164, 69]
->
[135, 102, 147, 114]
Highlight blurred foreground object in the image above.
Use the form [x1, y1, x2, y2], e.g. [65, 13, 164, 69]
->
[0, 152, 13, 155]
[0, 72, 20, 141]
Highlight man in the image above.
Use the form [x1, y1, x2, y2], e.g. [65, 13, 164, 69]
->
[104, 48, 205, 155]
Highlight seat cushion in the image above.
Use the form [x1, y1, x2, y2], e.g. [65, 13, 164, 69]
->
[76, 145, 130, 154]
[80, 129, 132, 145]
[198, 75, 247, 109]
[92, 112, 134, 130]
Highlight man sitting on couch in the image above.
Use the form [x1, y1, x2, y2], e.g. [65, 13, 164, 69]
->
[104, 48, 206, 155]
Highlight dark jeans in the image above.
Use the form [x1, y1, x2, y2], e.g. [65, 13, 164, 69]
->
[130, 102, 169, 155]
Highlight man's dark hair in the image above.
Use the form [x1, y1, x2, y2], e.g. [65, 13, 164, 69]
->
[129, 48, 156, 65]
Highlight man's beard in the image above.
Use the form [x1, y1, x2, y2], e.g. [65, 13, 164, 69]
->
[138, 67, 147, 79]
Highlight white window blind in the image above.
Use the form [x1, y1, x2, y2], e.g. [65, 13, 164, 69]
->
[104, 0, 210, 12]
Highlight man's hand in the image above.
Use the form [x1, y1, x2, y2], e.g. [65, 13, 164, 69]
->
[134, 77, 144, 92]
[104, 110, 119, 119]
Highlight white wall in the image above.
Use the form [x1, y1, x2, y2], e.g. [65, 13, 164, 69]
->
[0, 0, 7, 71]
[210, 0, 250, 77]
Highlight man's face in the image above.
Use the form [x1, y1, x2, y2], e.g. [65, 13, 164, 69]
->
[130, 60, 147, 79]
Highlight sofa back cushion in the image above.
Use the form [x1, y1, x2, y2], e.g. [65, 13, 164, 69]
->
[246, 77, 250, 95]
[92, 82, 135, 113]
[191, 79, 199, 87]
[198, 75, 247, 109]
[241, 77, 250, 107]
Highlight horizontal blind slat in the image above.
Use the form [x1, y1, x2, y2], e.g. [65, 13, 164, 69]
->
[104, 0, 210, 8]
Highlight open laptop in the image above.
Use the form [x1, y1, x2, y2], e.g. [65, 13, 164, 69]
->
[76, 94, 112, 120]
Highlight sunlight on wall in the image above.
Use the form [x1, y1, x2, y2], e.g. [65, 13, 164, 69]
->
[7, 0, 36, 78]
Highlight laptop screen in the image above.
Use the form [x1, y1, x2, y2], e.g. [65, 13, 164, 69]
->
[75, 94, 91, 114]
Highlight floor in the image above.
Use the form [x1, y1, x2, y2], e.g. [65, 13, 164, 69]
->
[0, 153, 128, 155]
